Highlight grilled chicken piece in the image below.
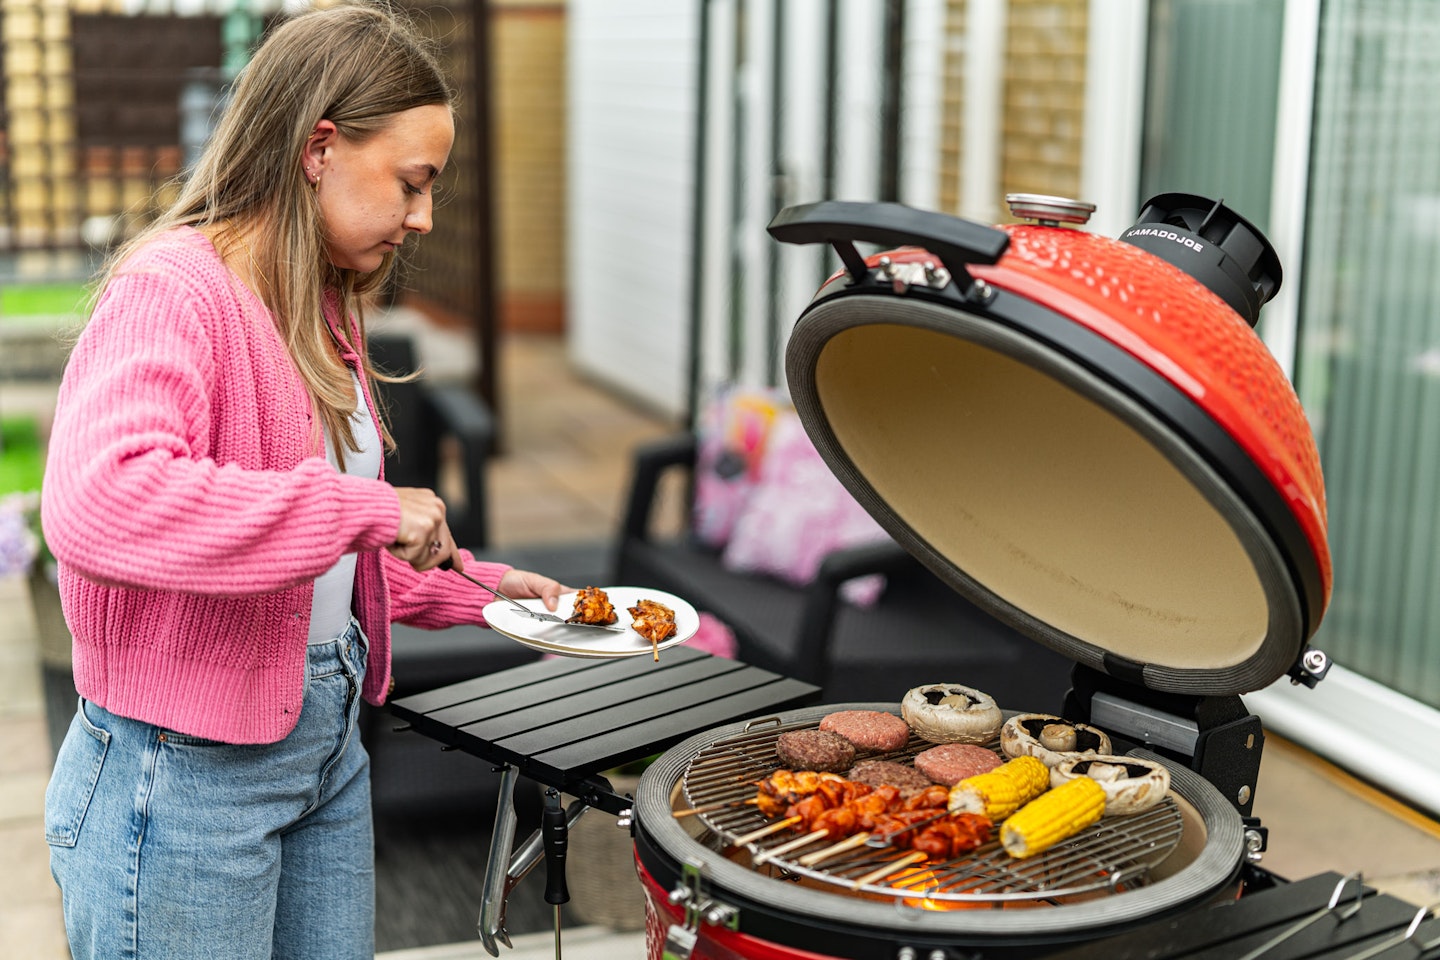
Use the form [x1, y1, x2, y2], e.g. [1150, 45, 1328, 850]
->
[753, 770, 856, 818]
[628, 598, 677, 660]
[567, 586, 618, 625]
[902, 785, 952, 812]
[785, 784, 896, 833]
[762, 770, 849, 796]
[910, 814, 992, 859]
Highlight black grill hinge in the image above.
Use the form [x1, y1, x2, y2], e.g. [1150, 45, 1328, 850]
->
[1065, 664, 1264, 817]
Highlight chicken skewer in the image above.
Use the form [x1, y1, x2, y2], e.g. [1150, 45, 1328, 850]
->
[755, 791, 925, 864]
[778, 808, 950, 867]
[628, 598, 676, 661]
[797, 808, 993, 866]
[786, 783, 945, 835]
[676, 769, 857, 820]
[752, 778, 991, 866]
[675, 770, 859, 824]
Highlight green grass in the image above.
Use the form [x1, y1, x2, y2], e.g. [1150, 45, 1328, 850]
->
[0, 418, 44, 494]
[0, 282, 90, 319]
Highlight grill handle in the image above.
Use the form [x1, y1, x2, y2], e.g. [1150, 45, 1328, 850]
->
[766, 200, 1010, 288]
[542, 788, 571, 906]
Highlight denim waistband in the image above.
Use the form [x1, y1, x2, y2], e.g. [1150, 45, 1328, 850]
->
[305, 617, 364, 677]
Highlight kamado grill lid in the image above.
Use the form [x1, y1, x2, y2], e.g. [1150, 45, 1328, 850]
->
[769, 196, 1331, 698]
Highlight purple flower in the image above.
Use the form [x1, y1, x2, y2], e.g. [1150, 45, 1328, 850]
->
[0, 492, 41, 577]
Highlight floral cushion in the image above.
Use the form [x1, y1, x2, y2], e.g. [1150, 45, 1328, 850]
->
[691, 386, 789, 549]
[721, 412, 888, 606]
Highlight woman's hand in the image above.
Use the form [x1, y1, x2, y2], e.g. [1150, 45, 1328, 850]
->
[498, 568, 569, 612]
[388, 486, 455, 572]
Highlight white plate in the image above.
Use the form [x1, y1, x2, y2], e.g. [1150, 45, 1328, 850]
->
[483, 586, 699, 659]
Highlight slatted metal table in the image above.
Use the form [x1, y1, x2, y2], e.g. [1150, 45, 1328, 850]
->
[389, 645, 820, 954]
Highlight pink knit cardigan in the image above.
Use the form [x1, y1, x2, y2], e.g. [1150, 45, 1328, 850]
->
[41, 226, 510, 744]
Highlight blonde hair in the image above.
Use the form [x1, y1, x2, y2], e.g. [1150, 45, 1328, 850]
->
[100, 1, 455, 456]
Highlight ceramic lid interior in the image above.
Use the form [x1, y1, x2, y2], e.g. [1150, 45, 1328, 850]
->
[786, 292, 1307, 697]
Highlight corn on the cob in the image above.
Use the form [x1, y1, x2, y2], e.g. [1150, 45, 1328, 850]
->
[1000, 775, 1106, 859]
[947, 755, 1049, 820]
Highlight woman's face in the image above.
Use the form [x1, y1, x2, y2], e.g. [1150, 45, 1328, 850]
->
[308, 104, 455, 273]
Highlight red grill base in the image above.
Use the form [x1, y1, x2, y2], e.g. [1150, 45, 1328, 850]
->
[640, 855, 843, 960]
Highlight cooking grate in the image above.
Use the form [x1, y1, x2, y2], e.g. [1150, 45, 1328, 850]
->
[680, 716, 1184, 904]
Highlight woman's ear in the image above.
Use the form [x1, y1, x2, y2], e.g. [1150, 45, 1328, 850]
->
[302, 119, 338, 184]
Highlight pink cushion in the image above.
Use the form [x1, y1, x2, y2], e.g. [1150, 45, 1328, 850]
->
[689, 612, 739, 658]
[691, 387, 788, 549]
[721, 413, 888, 605]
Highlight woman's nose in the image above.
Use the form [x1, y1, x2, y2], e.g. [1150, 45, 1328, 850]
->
[405, 197, 433, 234]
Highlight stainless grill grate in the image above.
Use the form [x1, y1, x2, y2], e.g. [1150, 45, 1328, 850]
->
[680, 717, 1185, 904]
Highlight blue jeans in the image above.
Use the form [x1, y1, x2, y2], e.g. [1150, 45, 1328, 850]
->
[45, 620, 374, 960]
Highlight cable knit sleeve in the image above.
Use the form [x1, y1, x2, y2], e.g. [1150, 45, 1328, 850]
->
[41, 233, 402, 597]
[383, 549, 511, 628]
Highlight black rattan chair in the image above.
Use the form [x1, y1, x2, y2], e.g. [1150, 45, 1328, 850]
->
[369, 332, 493, 550]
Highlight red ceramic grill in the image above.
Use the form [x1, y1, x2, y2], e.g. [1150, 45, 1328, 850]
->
[627, 194, 1351, 959]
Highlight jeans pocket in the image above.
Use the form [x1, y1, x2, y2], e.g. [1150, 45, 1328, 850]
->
[44, 699, 111, 848]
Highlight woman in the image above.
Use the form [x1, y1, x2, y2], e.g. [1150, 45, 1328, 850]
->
[40, 5, 563, 957]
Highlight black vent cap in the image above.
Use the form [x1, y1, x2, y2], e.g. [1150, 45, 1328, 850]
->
[1119, 193, 1283, 328]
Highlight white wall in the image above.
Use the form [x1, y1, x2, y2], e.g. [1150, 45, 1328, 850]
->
[1079, 2, 1148, 241]
[565, 0, 699, 416]
[900, 0, 945, 213]
[567, 1, 948, 415]
[562, 0, 1205, 418]
[563, 0, 1149, 414]
[694, 1, 905, 404]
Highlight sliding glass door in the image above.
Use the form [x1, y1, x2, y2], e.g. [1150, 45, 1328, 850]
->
[1138, 0, 1285, 239]
[1295, 0, 1440, 711]
[1139, 0, 1440, 815]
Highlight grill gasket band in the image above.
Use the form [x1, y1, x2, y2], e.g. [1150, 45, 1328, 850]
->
[785, 289, 1308, 695]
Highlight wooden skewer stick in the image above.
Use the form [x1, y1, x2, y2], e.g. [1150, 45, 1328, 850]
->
[797, 831, 874, 867]
[753, 829, 830, 865]
[792, 809, 951, 867]
[851, 851, 927, 889]
[672, 799, 756, 818]
[731, 816, 802, 846]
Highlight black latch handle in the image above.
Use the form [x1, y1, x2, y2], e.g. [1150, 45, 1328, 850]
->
[766, 200, 1010, 285]
[542, 788, 570, 906]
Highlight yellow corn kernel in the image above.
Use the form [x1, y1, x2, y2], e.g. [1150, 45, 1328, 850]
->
[947, 755, 1049, 820]
[1000, 775, 1106, 859]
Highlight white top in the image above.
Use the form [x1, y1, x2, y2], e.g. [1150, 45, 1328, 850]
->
[308, 370, 383, 643]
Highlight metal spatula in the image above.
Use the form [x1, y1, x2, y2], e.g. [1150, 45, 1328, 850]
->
[441, 560, 628, 632]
